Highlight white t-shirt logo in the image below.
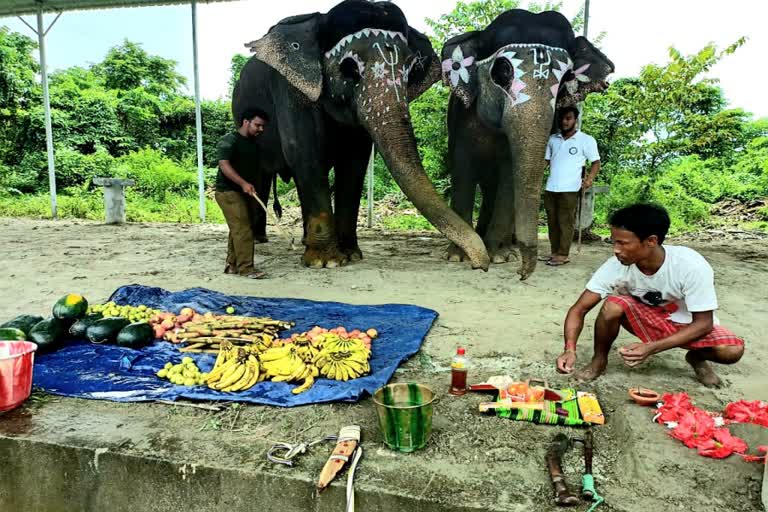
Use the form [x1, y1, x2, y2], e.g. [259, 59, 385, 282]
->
[568, 147, 578, 155]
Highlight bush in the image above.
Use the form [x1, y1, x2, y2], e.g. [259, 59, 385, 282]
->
[112, 148, 197, 200]
[54, 146, 115, 188]
[596, 168, 709, 233]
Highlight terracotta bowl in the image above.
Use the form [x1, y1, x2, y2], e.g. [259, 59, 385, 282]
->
[628, 387, 660, 406]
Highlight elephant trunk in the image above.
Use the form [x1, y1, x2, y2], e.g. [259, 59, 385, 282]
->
[507, 109, 553, 280]
[367, 108, 490, 271]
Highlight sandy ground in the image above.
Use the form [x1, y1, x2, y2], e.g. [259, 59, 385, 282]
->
[1, 217, 766, 510]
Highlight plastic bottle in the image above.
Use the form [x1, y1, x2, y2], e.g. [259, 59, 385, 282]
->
[449, 347, 468, 396]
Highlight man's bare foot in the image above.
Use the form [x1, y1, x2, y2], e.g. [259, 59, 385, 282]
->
[685, 352, 723, 388]
[572, 358, 607, 382]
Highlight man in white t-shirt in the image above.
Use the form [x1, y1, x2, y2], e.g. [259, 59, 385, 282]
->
[542, 106, 601, 266]
[555, 204, 744, 387]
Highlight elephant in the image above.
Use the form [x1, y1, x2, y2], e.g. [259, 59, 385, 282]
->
[441, 9, 614, 279]
[232, 0, 490, 270]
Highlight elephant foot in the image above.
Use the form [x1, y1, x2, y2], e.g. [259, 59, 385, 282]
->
[340, 243, 363, 262]
[445, 243, 470, 262]
[517, 244, 538, 281]
[302, 246, 349, 269]
[487, 243, 518, 264]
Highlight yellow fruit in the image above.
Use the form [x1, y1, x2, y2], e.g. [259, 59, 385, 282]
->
[183, 378, 195, 386]
[182, 357, 193, 365]
[157, 369, 168, 378]
[164, 362, 172, 370]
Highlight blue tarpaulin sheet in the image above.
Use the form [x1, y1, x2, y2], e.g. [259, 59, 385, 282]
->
[32, 285, 438, 407]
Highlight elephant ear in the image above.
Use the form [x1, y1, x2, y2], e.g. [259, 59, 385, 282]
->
[558, 36, 615, 107]
[246, 13, 323, 102]
[441, 32, 481, 108]
[405, 27, 441, 101]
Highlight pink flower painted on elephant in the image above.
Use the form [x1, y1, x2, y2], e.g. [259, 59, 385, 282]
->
[442, 46, 474, 87]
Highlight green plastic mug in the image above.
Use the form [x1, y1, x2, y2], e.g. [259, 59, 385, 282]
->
[372, 383, 436, 453]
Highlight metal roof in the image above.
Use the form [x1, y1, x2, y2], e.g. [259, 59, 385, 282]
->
[0, 0, 236, 17]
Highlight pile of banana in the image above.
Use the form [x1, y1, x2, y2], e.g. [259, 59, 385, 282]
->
[199, 327, 376, 395]
[259, 344, 319, 395]
[205, 342, 262, 392]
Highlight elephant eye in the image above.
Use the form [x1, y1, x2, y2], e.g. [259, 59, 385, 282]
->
[490, 58, 514, 87]
[290, 42, 300, 50]
[340, 57, 363, 83]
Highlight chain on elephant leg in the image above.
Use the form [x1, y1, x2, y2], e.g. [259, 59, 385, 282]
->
[302, 213, 348, 268]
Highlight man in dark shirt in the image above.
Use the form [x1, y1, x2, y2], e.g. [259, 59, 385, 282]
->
[215, 108, 270, 279]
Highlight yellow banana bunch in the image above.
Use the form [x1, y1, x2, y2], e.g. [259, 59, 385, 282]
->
[315, 349, 370, 381]
[206, 345, 262, 392]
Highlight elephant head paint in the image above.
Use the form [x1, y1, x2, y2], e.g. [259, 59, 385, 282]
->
[233, 1, 490, 270]
[441, 9, 614, 279]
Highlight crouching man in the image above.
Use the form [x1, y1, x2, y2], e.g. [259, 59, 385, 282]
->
[555, 203, 744, 387]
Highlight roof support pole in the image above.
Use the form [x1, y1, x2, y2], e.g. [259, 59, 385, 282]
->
[191, 0, 206, 221]
[35, 8, 59, 219]
[366, 145, 375, 228]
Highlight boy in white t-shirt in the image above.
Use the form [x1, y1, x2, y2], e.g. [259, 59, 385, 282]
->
[542, 106, 601, 266]
[555, 204, 744, 387]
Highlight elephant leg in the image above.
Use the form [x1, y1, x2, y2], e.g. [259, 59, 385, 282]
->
[483, 160, 517, 265]
[333, 129, 372, 262]
[445, 165, 477, 262]
[475, 172, 497, 239]
[277, 104, 346, 268]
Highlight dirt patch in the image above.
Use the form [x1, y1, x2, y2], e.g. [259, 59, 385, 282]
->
[0, 217, 766, 510]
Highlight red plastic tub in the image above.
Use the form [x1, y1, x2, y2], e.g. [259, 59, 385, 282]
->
[0, 341, 38, 413]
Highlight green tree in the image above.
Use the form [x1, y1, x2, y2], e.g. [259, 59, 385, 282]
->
[0, 27, 40, 167]
[229, 54, 249, 95]
[95, 40, 186, 96]
[582, 40, 748, 182]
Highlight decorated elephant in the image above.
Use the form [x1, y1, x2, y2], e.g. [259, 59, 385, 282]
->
[232, 0, 490, 270]
[441, 9, 614, 279]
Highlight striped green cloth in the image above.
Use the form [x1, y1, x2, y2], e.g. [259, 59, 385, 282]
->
[495, 388, 585, 426]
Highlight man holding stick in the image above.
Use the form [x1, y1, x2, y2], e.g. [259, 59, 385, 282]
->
[215, 108, 270, 279]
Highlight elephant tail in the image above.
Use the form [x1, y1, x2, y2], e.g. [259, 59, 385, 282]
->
[272, 174, 283, 220]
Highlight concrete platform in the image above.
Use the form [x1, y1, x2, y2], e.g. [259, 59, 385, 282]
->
[1, 370, 764, 512]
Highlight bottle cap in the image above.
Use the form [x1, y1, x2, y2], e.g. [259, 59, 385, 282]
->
[457, 347, 465, 355]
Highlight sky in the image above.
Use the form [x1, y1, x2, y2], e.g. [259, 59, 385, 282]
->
[2, 0, 766, 118]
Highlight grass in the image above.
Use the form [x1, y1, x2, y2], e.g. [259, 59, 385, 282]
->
[2, 191, 764, 236]
[382, 213, 436, 231]
[0, 192, 225, 224]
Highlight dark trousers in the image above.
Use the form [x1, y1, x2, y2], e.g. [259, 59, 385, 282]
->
[215, 190, 263, 274]
[543, 191, 579, 257]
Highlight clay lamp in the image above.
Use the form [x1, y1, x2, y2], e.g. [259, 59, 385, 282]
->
[628, 387, 660, 406]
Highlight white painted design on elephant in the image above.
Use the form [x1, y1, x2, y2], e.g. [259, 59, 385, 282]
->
[325, 28, 407, 58]
[373, 61, 387, 79]
[442, 46, 474, 87]
[531, 48, 552, 79]
[374, 41, 403, 103]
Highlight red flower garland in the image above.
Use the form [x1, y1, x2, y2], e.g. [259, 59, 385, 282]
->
[653, 392, 767, 462]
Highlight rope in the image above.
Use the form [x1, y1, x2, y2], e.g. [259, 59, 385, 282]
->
[266, 435, 337, 467]
[248, 190, 300, 251]
[582, 474, 604, 512]
[345, 446, 363, 512]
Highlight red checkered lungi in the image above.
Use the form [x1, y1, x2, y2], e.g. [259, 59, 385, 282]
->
[606, 295, 744, 349]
